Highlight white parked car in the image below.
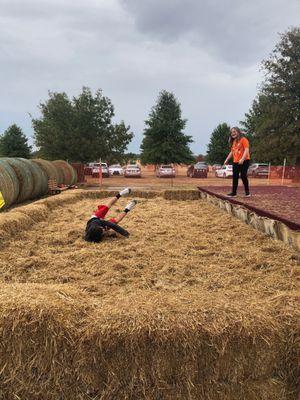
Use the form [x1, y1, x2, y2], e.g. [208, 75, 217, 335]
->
[124, 164, 141, 178]
[109, 164, 124, 176]
[215, 165, 233, 178]
[156, 165, 176, 178]
[91, 162, 109, 177]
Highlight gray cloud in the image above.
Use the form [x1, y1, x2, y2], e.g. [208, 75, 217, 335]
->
[122, 0, 300, 65]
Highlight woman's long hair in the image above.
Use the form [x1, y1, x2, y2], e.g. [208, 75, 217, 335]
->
[229, 127, 243, 145]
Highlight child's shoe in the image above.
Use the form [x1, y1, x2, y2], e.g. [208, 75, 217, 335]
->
[124, 200, 137, 212]
[119, 187, 131, 196]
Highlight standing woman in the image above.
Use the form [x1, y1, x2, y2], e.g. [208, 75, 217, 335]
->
[224, 127, 251, 197]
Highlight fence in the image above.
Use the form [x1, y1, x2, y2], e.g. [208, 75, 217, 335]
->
[70, 163, 85, 183]
[267, 165, 300, 182]
[71, 162, 300, 186]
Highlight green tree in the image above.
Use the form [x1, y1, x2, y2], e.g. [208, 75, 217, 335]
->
[206, 123, 231, 164]
[106, 122, 133, 164]
[32, 92, 74, 160]
[32, 87, 133, 162]
[140, 90, 194, 165]
[0, 124, 31, 158]
[122, 152, 140, 164]
[241, 27, 300, 164]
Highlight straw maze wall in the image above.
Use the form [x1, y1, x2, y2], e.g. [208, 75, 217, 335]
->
[198, 191, 300, 252]
[0, 189, 299, 400]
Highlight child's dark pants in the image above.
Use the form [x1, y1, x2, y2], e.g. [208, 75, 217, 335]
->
[232, 160, 250, 195]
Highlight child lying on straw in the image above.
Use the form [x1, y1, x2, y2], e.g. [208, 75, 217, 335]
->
[84, 188, 136, 243]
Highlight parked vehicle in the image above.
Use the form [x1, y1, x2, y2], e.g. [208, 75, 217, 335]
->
[91, 162, 109, 178]
[109, 164, 124, 176]
[84, 166, 93, 175]
[248, 163, 269, 178]
[215, 165, 233, 178]
[187, 162, 208, 178]
[156, 165, 176, 178]
[124, 164, 141, 178]
[212, 164, 222, 171]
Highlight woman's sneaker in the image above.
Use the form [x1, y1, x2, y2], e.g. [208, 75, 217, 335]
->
[226, 193, 237, 197]
[245, 193, 251, 197]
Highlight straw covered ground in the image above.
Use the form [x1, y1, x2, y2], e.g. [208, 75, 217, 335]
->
[0, 190, 299, 400]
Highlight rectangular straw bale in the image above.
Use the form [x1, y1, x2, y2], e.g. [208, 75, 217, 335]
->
[75, 293, 297, 399]
[0, 211, 33, 238]
[131, 190, 162, 199]
[37, 193, 82, 209]
[0, 283, 91, 400]
[75, 189, 162, 200]
[0, 288, 296, 400]
[164, 189, 200, 200]
[12, 204, 49, 222]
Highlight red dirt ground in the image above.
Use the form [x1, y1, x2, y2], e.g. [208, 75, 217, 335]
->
[198, 185, 300, 229]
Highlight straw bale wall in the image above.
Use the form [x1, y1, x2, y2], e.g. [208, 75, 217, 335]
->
[0, 284, 299, 400]
[0, 287, 298, 399]
[164, 189, 200, 200]
[199, 191, 300, 252]
[0, 190, 298, 399]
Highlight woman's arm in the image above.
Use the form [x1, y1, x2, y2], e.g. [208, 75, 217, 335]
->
[224, 151, 232, 165]
[238, 148, 250, 164]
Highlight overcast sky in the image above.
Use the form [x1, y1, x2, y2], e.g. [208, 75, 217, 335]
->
[0, 0, 299, 155]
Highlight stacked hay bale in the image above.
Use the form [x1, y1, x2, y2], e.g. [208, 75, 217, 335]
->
[18, 158, 48, 200]
[32, 159, 63, 186]
[52, 160, 77, 186]
[0, 159, 19, 208]
[4, 158, 34, 203]
[0, 158, 77, 210]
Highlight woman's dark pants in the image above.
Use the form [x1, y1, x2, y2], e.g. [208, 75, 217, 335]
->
[232, 160, 250, 195]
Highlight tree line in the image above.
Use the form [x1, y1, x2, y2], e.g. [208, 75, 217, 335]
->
[0, 88, 193, 165]
[1, 27, 299, 165]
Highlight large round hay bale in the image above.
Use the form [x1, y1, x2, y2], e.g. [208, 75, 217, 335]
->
[18, 159, 48, 199]
[0, 159, 19, 208]
[4, 158, 34, 203]
[52, 160, 77, 185]
[32, 158, 61, 184]
[32, 158, 57, 181]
